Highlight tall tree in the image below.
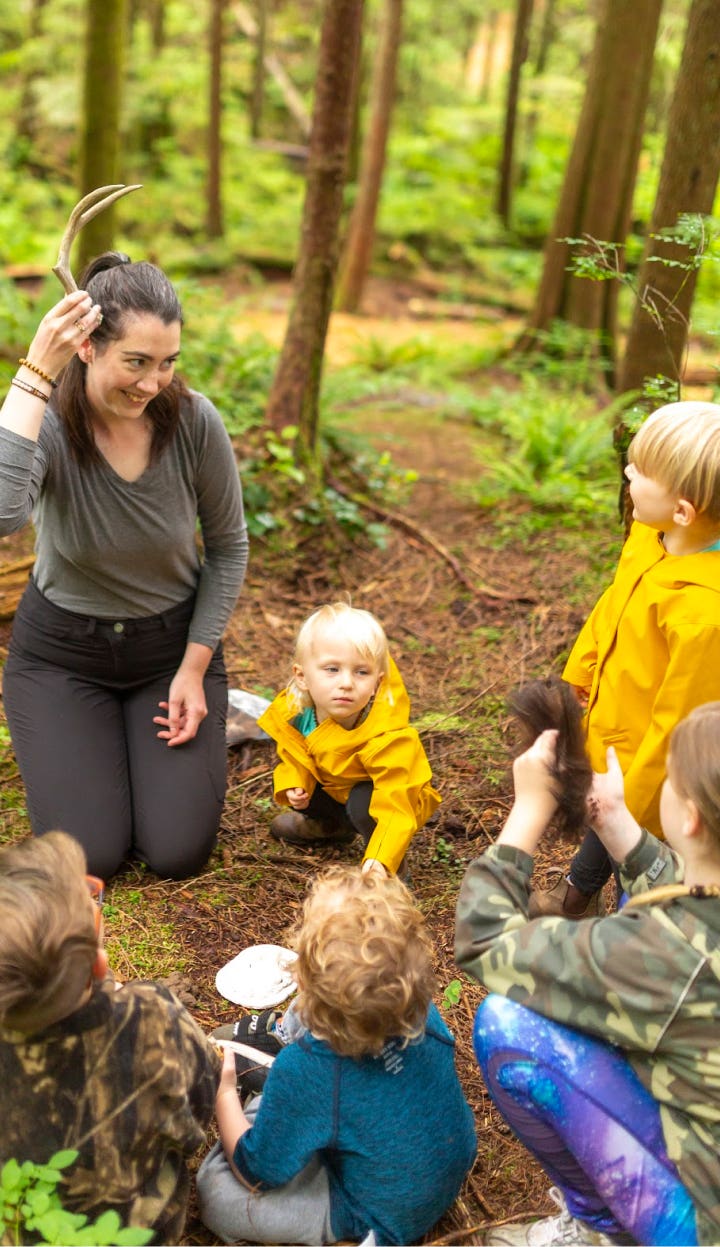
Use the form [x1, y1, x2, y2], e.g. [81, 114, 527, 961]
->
[520, 0, 663, 370]
[336, 0, 403, 313]
[618, 0, 720, 395]
[78, 0, 128, 271]
[249, 0, 268, 139]
[14, 0, 49, 161]
[207, 0, 226, 238]
[496, 0, 533, 227]
[264, 0, 364, 450]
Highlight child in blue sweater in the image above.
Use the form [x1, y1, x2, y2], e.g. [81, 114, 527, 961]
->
[197, 865, 476, 1245]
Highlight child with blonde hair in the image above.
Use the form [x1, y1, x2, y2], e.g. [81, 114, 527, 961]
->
[257, 601, 440, 876]
[198, 865, 476, 1245]
[532, 400, 720, 918]
[0, 831, 221, 1242]
[456, 701, 720, 1246]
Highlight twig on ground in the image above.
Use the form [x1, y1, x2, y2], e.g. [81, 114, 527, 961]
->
[326, 475, 475, 590]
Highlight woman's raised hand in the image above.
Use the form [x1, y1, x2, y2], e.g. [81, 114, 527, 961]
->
[25, 289, 103, 380]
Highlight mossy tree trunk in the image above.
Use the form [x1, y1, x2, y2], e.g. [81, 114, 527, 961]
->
[15, 0, 49, 162]
[265, 0, 364, 451]
[207, 0, 226, 238]
[618, 0, 720, 396]
[336, 0, 403, 313]
[78, 0, 128, 272]
[519, 0, 663, 377]
[496, 0, 533, 227]
[249, 0, 268, 139]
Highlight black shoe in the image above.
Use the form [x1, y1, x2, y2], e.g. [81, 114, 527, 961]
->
[234, 1051, 270, 1098]
[212, 1010, 284, 1055]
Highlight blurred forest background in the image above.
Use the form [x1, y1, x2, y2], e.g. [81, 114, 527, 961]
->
[1, 0, 719, 471]
[1, 2, 720, 1241]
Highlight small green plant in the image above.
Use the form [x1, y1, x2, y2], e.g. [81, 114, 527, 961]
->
[442, 979, 463, 1009]
[0, 1152, 152, 1246]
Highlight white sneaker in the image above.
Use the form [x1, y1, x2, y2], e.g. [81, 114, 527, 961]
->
[485, 1187, 616, 1245]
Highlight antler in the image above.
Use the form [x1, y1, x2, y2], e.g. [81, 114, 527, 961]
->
[52, 183, 143, 294]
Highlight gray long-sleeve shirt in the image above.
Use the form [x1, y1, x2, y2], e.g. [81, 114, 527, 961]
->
[0, 391, 248, 649]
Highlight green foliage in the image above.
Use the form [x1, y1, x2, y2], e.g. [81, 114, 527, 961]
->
[510, 319, 611, 391]
[442, 979, 463, 1009]
[564, 215, 720, 373]
[0, 1153, 152, 1246]
[470, 379, 617, 530]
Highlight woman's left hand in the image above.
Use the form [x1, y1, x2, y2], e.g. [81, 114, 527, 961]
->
[154, 668, 208, 746]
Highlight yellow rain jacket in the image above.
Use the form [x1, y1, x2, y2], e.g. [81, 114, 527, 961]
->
[257, 657, 441, 874]
[564, 522, 720, 836]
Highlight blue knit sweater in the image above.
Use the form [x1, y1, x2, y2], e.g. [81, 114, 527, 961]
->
[234, 1003, 477, 1244]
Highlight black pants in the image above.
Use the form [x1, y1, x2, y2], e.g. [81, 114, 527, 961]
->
[3, 580, 228, 879]
[568, 828, 614, 895]
[305, 780, 375, 845]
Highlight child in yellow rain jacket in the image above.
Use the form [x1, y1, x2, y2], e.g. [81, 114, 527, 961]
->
[532, 401, 720, 919]
[257, 602, 440, 875]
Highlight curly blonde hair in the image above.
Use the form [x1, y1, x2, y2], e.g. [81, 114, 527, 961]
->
[289, 865, 436, 1058]
[0, 832, 98, 1033]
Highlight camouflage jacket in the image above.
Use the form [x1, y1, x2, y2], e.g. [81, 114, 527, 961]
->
[455, 831, 720, 1245]
[0, 978, 221, 1244]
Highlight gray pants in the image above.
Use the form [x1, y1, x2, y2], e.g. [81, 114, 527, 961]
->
[196, 1095, 338, 1245]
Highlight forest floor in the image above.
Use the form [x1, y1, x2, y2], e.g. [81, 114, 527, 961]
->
[0, 273, 681, 1244]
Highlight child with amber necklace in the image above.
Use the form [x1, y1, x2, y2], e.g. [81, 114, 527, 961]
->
[257, 601, 441, 876]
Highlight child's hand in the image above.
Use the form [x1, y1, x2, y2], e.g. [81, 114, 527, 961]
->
[362, 858, 388, 878]
[587, 746, 642, 862]
[217, 1045, 239, 1096]
[286, 787, 310, 810]
[512, 729, 559, 819]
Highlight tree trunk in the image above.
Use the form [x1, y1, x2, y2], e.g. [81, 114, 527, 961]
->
[521, 0, 663, 372]
[249, 0, 268, 140]
[265, 0, 364, 450]
[520, 0, 558, 182]
[336, 0, 403, 312]
[496, 0, 534, 227]
[15, 0, 49, 158]
[618, 0, 720, 395]
[234, 1, 312, 140]
[78, 0, 128, 271]
[207, 0, 226, 238]
[149, 0, 165, 52]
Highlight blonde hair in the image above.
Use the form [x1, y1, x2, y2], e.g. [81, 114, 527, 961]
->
[288, 601, 390, 710]
[628, 402, 720, 522]
[290, 865, 436, 1057]
[666, 703, 720, 846]
[0, 832, 98, 1033]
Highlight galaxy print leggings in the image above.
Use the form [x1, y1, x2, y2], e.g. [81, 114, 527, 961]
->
[474, 995, 698, 1246]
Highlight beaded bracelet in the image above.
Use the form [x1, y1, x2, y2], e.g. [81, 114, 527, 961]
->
[11, 376, 51, 403]
[18, 357, 57, 388]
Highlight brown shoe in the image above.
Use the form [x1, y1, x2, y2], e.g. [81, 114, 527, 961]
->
[528, 875, 606, 920]
[270, 810, 355, 846]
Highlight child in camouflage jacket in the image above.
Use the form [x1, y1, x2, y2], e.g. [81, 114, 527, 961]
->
[455, 703, 720, 1247]
[0, 831, 221, 1244]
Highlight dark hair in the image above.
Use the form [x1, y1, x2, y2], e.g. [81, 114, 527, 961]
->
[56, 251, 189, 467]
[508, 676, 592, 842]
